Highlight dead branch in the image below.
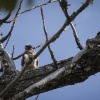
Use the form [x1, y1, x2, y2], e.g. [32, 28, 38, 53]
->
[0, 0, 94, 99]
[0, 48, 17, 74]
[72, 32, 100, 63]
[59, 0, 83, 50]
[5, 0, 57, 23]
[0, 37, 99, 99]
[0, 12, 11, 25]
[13, 40, 47, 60]
[40, 7, 57, 67]
[34, 94, 39, 100]
[70, 22, 83, 50]
[12, 62, 72, 100]
[4, 34, 11, 49]
[0, 0, 24, 97]
[0, 58, 32, 98]
[11, 45, 15, 58]
[0, 0, 23, 43]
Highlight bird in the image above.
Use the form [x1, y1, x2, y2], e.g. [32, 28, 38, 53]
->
[21, 44, 38, 71]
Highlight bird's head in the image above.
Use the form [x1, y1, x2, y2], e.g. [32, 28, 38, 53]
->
[25, 44, 33, 50]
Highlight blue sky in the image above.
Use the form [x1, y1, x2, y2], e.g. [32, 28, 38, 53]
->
[1, 0, 100, 100]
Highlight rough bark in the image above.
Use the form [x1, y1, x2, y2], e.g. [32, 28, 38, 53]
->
[0, 46, 100, 99]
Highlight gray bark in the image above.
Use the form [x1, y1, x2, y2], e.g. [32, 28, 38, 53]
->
[0, 46, 100, 99]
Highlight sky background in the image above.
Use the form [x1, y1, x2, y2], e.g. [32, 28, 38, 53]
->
[0, 0, 100, 100]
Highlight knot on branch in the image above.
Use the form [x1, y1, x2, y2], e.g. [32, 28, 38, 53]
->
[59, 0, 70, 9]
[76, 47, 100, 69]
[86, 32, 100, 48]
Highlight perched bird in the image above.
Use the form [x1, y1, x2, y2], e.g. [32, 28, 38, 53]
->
[21, 44, 38, 71]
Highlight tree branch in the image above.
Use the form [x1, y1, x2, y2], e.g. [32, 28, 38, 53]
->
[40, 7, 57, 67]
[0, 0, 23, 43]
[0, 41, 100, 99]
[2, 0, 92, 97]
[58, 0, 83, 50]
[11, 45, 15, 58]
[5, 0, 57, 23]
[0, 0, 93, 99]
[11, 61, 72, 100]
[1, 12, 11, 23]
[0, 48, 17, 74]
[70, 22, 83, 50]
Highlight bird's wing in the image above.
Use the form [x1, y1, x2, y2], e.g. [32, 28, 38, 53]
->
[36, 58, 38, 66]
[21, 54, 25, 66]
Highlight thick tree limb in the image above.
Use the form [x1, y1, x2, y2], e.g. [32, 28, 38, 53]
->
[72, 32, 100, 63]
[11, 63, 72, 100]
[0, 48, 17, 74]
[0, 44, 100, 99]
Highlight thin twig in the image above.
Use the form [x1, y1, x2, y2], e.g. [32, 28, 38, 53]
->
[0, 0, 24, 43]
[13, 52, 24, 60]
[34, 94, 39, 100]
[13, 40, 47, 60]
[1, 12, 11, 23]
[4, 34, 11, 49]
[70, 22, 83, 50]
[33, 40, 47, 49]
[5, 0, 57, 23]
[11, 45, 15, 58]
[58, 0, 83, 50]
[40, 7, 57, 67]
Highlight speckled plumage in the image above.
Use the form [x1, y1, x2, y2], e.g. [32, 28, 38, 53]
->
[21, 44, 38, 71]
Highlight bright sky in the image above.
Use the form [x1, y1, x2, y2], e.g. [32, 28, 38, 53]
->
[1, 0, 100, 100]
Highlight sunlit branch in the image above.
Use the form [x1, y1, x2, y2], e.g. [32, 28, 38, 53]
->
[70, 22, 83, 50]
